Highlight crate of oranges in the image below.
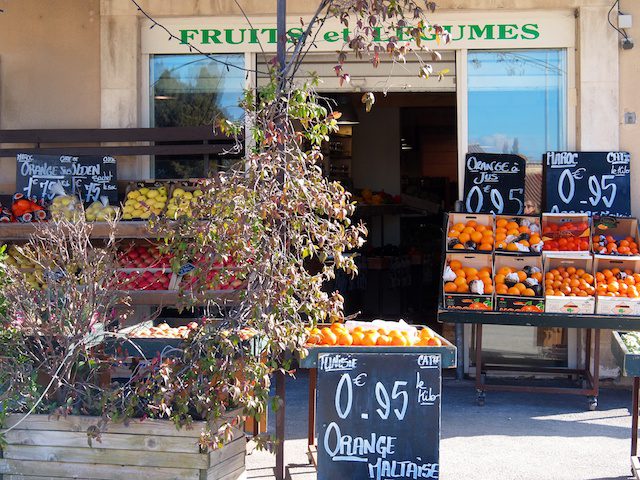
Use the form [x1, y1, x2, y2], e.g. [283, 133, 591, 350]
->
[495, 215, 543, 254]
[591, 216, 640, 256]
[594, 255, 640, 315]
[541, 213, 591, 254]
[442, 253, 493, 310]
[544, 255, 595, 314]
[445, 213, 494, 253]
[494, 255, 545, 312]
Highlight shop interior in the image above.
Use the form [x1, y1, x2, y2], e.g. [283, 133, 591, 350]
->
[321, 92, 458, 330]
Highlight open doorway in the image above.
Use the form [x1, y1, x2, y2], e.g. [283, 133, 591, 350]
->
[322, 92, 457, 330]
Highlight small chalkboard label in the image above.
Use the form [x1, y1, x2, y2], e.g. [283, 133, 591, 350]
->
[463, 153, 526, 215]
[178, 263, 196, 276]
[16, 153, 118, 204]
[543, 151, 631, 216]
[317, 352, 441, 480]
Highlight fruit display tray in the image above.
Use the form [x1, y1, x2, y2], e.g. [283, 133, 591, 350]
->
[438, 309, 640, 330]
[611, 331, 640, 377]
[298, 332, 456, 369]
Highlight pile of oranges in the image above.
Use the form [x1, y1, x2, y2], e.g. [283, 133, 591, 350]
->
[592, 235, 640, 255]
[544, 267, 595, 297]
[494, 266, 543, 297]
[305, 323, 442, 347]
[447, 220, 493, 252]
[495, 217, 543, 252]
[595, 268, 640, 298]
[443, 259, 493, 294]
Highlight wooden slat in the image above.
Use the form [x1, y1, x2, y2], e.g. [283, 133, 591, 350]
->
[4, 429, 202, 454]
[0, 459, 201, 480]
[4, 476, 96, 480]
[0, 221, 161, 240]
[3, 444, 209, 469]
[207, 451, 246, 480]
[0, 143, 236, 157]
[216, 466, 246, 480]
[3, 414, 205, 437]
[0, 127, 234, 144]
[209, 434, 246, 465]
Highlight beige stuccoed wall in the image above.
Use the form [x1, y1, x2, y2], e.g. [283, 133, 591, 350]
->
[0, 0, 101, 129]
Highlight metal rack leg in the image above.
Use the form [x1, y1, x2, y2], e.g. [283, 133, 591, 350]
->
[275, 371, 286, 480]
[308, 368, 317, 447]
[475, 324, 485, 406]
[632, 377, 639, 458]
[588, 329, 600, 411]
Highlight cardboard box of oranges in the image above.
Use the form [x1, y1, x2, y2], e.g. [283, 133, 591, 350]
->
[541, 213, 591, 255]
[594, 255, 640, 315]
[591, 216, 640, 256]
[494, 255, 545, 312]
[494, 215, 543, 255]
[544, 254, 595, 314]
[445, 212, 494, 253]
[442, 253, 493, 310]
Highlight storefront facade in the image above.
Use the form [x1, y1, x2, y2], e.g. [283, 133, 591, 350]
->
[0, 0, 636, 376]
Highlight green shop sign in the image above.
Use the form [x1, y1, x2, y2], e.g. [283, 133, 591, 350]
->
[179, 23, 540, 46]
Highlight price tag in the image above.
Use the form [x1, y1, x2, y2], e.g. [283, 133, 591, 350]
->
[543, 151, 631, 216]
[317, 352, 441, 480]
[178, 263, 196, 276]
[16, 153, 118, 204]
[463, 153, 526, 215]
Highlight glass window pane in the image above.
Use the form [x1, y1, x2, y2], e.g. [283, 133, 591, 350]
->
[467, 49, 567, 213]
[150, 54, 245, 178]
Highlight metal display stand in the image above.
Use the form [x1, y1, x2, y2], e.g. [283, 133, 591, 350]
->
[438, 310, 640, 410]
[296, 340, 457, 468]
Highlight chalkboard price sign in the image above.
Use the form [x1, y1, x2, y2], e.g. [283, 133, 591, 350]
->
[16, 153, 118, 204]
[317, 352, 441, 480]
[543, 151, 631, 216]
[463, 153, 526, 215]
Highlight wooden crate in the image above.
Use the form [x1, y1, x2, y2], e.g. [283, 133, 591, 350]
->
[0, 413, 245, 480]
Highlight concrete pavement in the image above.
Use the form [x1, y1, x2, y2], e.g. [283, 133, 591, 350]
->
[246, 370, 636, 480]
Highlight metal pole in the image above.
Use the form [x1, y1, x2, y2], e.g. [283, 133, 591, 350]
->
[275, 4, 287, 479]
[277, 0, 287, 79]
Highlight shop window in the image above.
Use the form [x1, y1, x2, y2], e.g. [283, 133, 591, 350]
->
[150, 54, 245, 178]
[467, 49, 567, 214]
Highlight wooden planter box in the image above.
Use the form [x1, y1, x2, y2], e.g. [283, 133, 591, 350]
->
[0, 413, 245, 480]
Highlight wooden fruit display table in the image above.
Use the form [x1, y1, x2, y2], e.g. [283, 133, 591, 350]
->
[439, 310, 640, 410]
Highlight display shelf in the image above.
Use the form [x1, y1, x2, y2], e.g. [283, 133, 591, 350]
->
[438, 309, 640, 330]
[299, 334, 457, 369]
[611, 331, 640, 377]
[124, 289, 243, 305]
[0, 221, 168, 240]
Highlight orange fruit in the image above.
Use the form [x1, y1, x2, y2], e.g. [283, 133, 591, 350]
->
[495, 274, 506, 285]
[496, 284, 509, 294]
[427, 337, 442, 347]
[484, 284, 494, 294]
[608, 282, 620, 293]
[506, 243, 519, 252]
[506, 221, 519, 230]
[377, 334, 392, 346]
[362, 332, 379, 346]
[449, 260, 462, 270]
[419, 327, 434, 339]
[352, 331, 365, 345]
[507, 286, 520, 295]
[337, 332, 353, 346]
[458, 233, 471, 244]
[452, 223, 465, 232]
[466, 220, 478, 228]
[377, 328, 388, 336]
[457, 284, 470, 293]
[470, 231, 483, 243]
[514, 282, 526, 293]
[498, 267, 512, 276]
[516, 271, 527, 282]
[444, 282, 458, 293]
[391, 335, 407, 346]
[496, 218, 508, 228]
[321, 328, 337, 346]
[479, 243, 493, 251]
